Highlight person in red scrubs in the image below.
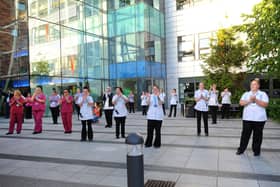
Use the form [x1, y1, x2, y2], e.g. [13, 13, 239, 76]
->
[60, 89, 73, 133]
[31, 86, 46, 134]
[6, 90, 25, 135]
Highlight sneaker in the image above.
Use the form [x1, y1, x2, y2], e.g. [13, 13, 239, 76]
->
[236, 150, 244, 155]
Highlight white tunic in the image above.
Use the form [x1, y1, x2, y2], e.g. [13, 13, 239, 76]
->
[194, 89, 209, 112]
[112, 95, 128, 117]
[241, 90, 269, 122]
[141, 95, 148, 106]
[78, 95, 94, 120]
[208, 90, 219, 106]
[147, 94, 164, 121]
[221, 91, 231, 104]
[170, 93, 178, 105]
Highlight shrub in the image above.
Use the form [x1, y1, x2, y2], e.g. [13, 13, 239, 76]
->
[267, 98, 280, 123]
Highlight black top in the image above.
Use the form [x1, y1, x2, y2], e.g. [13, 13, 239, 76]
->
[102, 93, 114, 107]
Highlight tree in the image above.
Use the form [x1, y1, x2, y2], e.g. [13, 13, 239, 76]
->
[241, 0, 280, 77]
[202, 28, 249, 103]
[32, 61, 50, 75]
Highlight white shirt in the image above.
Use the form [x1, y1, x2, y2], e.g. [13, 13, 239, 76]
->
[78, 95, 94, 120]
[147, 94, 164, 121]
[113, 95, 128, 117]
[241, 90, 269, 122]
[74, 93, 82, 104]
[141, 95, 148, 106]
[194, 89, 209, 112]
[221, 91, 231, 104]
[159, 92, 166, 103]
[208, 90, 219, 106]
[104, 93, 114, 110]
[170, 93, 178, 105]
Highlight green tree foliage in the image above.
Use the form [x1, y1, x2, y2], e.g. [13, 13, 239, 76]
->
[32, 61, 50, 75]
[202, 28, 249, 103]
[241, 0, 280, 77]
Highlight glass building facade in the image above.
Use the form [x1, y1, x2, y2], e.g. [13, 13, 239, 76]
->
[0, 0, 165, 113]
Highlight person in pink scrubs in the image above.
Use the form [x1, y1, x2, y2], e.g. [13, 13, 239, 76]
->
[6, 90, 25, 135]
[31, 86, 46, 134]
[60, 89, 73, 133]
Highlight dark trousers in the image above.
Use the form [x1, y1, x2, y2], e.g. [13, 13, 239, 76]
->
[104, 109, 113, 127]
[142, 105, 147, 115]
[25, 106, 32, 119]
[145, 120, 162, 148]
[114, 117, 126, 138]
[129, 102, 135, 113]
[162, 104, 166, 116]
[196, 110, 208, 134]
[238, 120, 265, 154]
[221, 104, 230, 119]
[81, 119, 93, 140]
[209, 105, 218, 123]
[168, 104, 177, 117]
[50, 106, 59, 124]
[75, 104, 80, 119]
[5, 103, 10, 118]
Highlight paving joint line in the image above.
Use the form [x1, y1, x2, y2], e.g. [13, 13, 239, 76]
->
[0, 153, 279, 182]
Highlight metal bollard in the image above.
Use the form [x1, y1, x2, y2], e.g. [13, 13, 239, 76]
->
[125, 133, 144, 187]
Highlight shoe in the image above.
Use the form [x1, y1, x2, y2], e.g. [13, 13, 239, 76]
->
[236, 150, 244, 155]
[5, 132, 13, 135]
[254, 152, 260, 156]
[88, 139, 93, 142]
[154, 146, 161, 149]
[145, 145, 152, 148]
[32, 131, 42, 134]
[80, 139, 86, 142]
[121, 136, 126, 138]
[16, 132, 21, 134]
[116, 136, 120, 139]
[197, 133, 201, 136]
[205, 133, 209, 136]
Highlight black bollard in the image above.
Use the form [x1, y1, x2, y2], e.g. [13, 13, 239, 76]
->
[126, 133, 144, 187]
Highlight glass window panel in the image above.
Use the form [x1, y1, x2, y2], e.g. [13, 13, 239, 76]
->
[60, 0, 85, 31]
[61, 27, 85, 78]
[178, 35, 195, 62]
[199, 32, 213, 59]
[29, 18, 60, 76]
[85, 6, 103, 35]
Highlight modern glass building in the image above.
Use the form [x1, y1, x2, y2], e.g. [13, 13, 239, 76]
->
[0, 0, 165, 114]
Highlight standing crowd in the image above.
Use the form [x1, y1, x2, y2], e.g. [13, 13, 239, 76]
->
[1, 78, 269, 155]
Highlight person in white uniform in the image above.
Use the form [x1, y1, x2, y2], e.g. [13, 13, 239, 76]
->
[102, 87, 114, 128]
[236, 79, 269, 156]
[221, 88, 231, 119]
[208, 84, 219, 124]
[159, 89, 166, 115]
[78, 87, 94, 141]
[140, 91, 148, 116]
[112, 87, 128, 139]
[168, 89, 178, 117]
[194, 82, 209, 136]
[145, 85, 164, 148]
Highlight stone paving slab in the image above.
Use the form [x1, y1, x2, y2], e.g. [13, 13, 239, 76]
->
[0, 113, 279, 187]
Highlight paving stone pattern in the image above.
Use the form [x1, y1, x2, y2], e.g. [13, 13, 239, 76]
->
[0, 112, 280, 187]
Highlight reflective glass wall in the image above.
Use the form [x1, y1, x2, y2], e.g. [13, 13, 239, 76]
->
[0, 0, 29, 115]
[0, 0, 165, 114]
[28, 0, 108, 102]
[107, 2, 165, 106]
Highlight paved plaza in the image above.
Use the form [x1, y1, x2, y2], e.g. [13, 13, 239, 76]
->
[0, 112, 280, 187]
